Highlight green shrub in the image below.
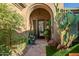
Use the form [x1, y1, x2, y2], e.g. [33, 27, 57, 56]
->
[53, 44, 79, 56]
[0, 4, 24, 55]
[0, 44, 11, 56]
[69, 44, 79, 53]
[46, 44, 79, 56]
[11, 33, 27, 45]
[46, 46, 58, 56]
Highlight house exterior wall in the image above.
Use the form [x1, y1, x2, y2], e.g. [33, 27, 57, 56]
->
[9, 3, 64, 40]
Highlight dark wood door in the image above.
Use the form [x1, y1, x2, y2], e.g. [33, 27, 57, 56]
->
[37, 20, 45, 39]
[33, 20, 51, 39]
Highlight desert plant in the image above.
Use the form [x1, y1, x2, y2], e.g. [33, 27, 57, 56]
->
[54, 3, 79, 49]
[46, 4, 79, 56]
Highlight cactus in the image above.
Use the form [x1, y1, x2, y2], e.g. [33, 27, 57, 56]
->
[54, 4, 79, 50]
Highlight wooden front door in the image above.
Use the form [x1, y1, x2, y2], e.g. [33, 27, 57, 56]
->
[38, 20, 45, 39]
[33, 20, 51, 39]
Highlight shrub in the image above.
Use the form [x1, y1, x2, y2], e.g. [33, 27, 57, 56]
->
[0, 44, 11, 56]
[0, 3, 23, 55]
[46, 44, 79, 56]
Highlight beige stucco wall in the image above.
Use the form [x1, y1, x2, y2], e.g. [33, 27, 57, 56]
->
[9, 3, 64, 40]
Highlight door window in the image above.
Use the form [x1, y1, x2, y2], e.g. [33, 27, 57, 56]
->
[38, 21, 44, 36]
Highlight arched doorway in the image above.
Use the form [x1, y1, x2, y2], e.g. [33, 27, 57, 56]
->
[28, 3, 53, 40]
[30, 8, 51, 39]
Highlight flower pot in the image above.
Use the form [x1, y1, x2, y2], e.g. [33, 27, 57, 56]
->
[69, 53, 79, 56]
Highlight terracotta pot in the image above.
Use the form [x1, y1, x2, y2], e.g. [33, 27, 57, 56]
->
[69, 53, 79, 56]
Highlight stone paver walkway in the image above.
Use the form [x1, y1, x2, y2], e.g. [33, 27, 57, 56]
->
[25, 39, 47, 56]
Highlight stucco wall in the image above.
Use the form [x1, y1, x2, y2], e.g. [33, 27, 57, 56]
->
[10, 3, 64, 40]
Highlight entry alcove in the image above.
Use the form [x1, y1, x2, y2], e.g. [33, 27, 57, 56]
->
[30, 8, 51, 39]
